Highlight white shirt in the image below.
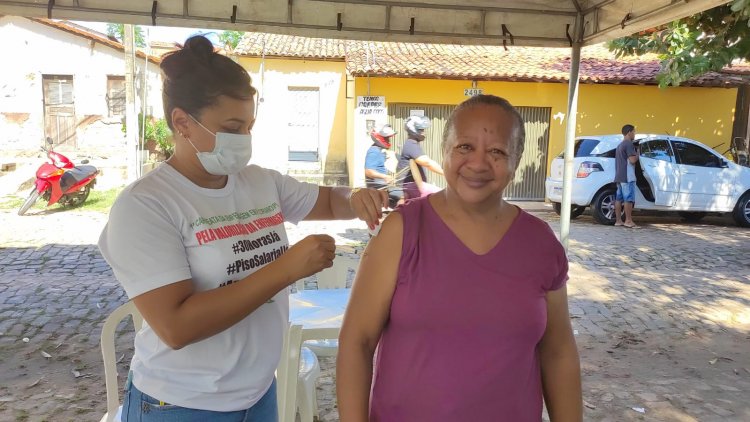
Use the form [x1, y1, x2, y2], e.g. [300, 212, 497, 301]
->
[627, 160, 636, 182]
[98, 163, 318, 411]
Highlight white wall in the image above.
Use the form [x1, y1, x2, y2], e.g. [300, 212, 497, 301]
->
[0, 16, 163, 152]
[241, 59, 345, 175]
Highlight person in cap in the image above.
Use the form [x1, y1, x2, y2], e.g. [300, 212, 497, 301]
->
[396, 115, 444, 200]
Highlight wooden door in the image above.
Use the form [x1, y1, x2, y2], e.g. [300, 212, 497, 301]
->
[42, 75, 77, 147]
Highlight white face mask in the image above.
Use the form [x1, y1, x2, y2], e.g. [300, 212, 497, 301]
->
[185, 115, 253, 176]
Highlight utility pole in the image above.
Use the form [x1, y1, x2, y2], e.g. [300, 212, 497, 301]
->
[123, 24, 139, 182]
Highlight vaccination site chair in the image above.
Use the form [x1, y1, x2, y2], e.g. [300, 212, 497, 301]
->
[100, 301, 143, 422]
[101, 304, 321, 422]
[277, 324, 324, 422]
[295, 254, 359, 291]
[301, 255, 359, 357]
[316, 255, 359, 290]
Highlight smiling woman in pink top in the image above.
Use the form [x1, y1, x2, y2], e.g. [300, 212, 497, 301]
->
[337, 94, 582, 422]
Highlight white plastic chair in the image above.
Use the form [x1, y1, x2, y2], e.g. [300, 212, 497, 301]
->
[102, 306, 320, 422]
[300, 328, 340, 421]
[297, 346, 321, 422]
[295, 254, 359, 292]
[277, 324, 325, 422]
[100, 301, 143, 422]
[316, 255, 359, 289]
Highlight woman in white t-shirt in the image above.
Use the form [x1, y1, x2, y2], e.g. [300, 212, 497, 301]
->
[98, 35, 387, 422]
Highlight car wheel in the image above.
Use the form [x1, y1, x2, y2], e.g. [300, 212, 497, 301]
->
[552, 202, 586, 219]
[678, 211, 707, 223]
[732, 191, 750, 227]
[592, 187, 617, 225]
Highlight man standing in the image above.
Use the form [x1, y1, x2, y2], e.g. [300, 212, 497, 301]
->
[365, 124, 404, 208]
[613, 124, 639, 228]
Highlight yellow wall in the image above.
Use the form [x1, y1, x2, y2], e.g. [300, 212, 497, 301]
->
[230, 56, 738, 184]
[238, 57, 349, 174]
[355, 77, 738, 174]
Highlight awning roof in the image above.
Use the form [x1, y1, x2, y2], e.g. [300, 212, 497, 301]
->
[0, 0, 730, 47]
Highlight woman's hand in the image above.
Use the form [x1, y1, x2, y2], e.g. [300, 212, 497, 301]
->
[278, 234, 336, 282]
[349, 187, 389, 230]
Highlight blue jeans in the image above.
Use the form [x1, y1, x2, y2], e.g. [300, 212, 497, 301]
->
[122, 372, 278, 422]
[615, 181, 636, 203]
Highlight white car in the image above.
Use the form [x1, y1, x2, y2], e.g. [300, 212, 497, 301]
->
[545, 134, 750, 227]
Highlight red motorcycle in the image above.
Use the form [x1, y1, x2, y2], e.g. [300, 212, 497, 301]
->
[18, 139, 99, 216]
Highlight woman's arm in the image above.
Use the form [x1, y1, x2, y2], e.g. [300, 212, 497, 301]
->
[337, 212, 403, 422]
[539, 286, 583, 422]
[133, 234, 335, 350]
[305, 186, 388, 230]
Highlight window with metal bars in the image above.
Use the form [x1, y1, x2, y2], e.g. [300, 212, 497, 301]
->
[106, 76, 126, 117]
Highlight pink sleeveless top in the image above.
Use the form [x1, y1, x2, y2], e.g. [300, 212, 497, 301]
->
[370, 196, 568, 422]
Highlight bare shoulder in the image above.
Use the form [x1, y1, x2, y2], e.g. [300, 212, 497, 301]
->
[362, 210, 403, 259]
[381, 210, 404, 233]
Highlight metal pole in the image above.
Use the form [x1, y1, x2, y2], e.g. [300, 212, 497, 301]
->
[124, 24, 139, 182]
[560, 15, 583, 251]
[139, 28, 149, 178]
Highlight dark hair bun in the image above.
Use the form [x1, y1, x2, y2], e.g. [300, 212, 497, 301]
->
[183, 35, 215, 62]
[159, 34, 255, 131]
[160, 35, 215, 80]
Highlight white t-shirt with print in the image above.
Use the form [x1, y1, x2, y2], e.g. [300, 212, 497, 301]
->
[98, 163, 318, 412]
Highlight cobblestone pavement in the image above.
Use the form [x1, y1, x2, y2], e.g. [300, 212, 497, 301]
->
[0, 205, 748, 421]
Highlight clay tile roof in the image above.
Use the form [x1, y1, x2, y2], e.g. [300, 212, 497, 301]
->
[31, 18, 161, 64]
[347, 42, 750, 86]
[236, 32, 750, 86]
[235, 32, 347, 60]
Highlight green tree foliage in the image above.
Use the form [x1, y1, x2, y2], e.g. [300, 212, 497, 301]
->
[106, 23, 146, 48]
[142, 116, 173, 159]
[219, 30, 244, 50]
[608, 0, 750, 87]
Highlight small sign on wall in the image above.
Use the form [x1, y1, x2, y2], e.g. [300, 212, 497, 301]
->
[357, 96, 386, 115]
[464, 88, 483, 97]
[409, 109, 425, 117]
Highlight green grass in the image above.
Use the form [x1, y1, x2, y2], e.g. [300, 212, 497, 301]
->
[0, 187, 122, 214]
[74, 187, 122, 212]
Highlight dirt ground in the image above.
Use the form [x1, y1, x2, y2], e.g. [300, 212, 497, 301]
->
[0, 327, 133, 422]
[1, 319, 748, 421]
